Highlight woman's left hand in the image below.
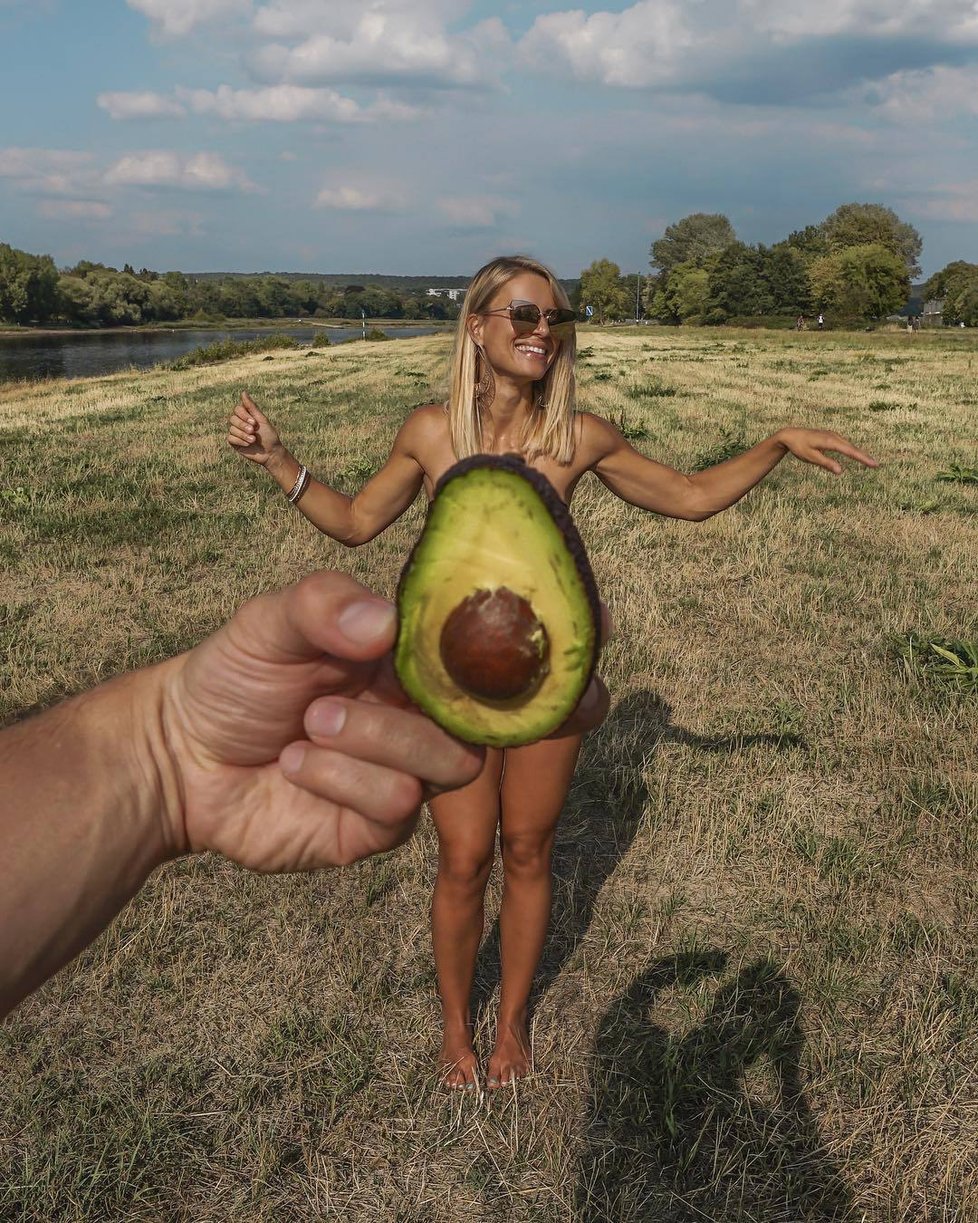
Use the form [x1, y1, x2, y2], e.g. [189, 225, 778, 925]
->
[775, 427, 879, 475]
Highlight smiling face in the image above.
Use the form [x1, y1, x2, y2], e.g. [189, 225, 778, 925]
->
[468, 272, 564, 385]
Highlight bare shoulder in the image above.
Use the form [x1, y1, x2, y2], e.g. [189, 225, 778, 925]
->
[575, 410, 622, 462]
[396, 402, 448, 447]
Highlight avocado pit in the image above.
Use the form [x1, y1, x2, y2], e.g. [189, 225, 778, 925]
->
[439, 587, 550, 702]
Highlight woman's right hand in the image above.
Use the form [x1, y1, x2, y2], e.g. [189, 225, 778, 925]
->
[227, 391, 283, 465]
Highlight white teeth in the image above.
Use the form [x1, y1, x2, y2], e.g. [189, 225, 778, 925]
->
[516, 344, 546, 356]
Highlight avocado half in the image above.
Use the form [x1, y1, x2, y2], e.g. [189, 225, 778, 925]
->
[395, 454, 601, 747]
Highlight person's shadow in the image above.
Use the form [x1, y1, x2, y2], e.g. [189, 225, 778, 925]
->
[576, 952, 853, 1221]
[471, 690, 806, 1019]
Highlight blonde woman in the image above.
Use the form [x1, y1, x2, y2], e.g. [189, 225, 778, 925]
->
[228, 254, 876, 1090]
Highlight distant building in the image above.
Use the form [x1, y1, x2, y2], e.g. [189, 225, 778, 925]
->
[922, 298, 945, 327]
[425, 287, 465, 301]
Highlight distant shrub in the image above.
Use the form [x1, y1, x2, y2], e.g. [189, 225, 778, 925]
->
[936, 464, 978, 485]
[364, 327, 389, 341]
[167, 334, 299, 369]
[610, 411, 650, 440]
[310, 332, 331, 348]
[692, 429, 749, 471]
[626, 376, 677, 399]
[895, 633, 978, 692]
[718, 315, 798, 330]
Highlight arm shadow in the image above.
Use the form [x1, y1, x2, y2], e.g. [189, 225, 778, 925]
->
[576, 953, 853, 1221]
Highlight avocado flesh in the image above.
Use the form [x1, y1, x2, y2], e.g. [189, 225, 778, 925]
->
[395, 456, 600, 747]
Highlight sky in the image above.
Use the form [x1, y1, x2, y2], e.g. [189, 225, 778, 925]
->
[1, 0, 976, 279]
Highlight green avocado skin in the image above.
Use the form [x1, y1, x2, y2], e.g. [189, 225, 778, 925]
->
[395, 454, 601, 747]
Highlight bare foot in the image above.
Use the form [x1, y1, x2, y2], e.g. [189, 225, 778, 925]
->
[486, 1016, 531, 1089]
[440, 1020, 479, 1091]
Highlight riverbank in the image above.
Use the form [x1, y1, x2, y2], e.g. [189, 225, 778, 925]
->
[0, 316, 455, 339]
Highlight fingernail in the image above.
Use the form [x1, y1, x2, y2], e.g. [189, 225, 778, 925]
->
[307, 698, 347, 737]
[280, 742, 307, 776]
[338, 598, 396, 645]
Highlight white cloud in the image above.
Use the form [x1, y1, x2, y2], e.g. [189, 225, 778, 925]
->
[250, 5, 508, 89]
[97, 91, 188, 120]
[518, 0, 978, 95]
[0, 147, 98, 196]
[97, 84, 424, 125]
[314, 184, 406, 210]
[38, 200, 113, 221]
[105, 150, 256, 191]
[179, 83, 363, 122]
[437, 195, 518, 228]
[520, 2, 692, 89]
[865, 63, 978, 121]
[740, 0, 978, 41]
[125, 0, 252, 38]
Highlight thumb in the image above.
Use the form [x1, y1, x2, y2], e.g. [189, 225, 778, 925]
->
[240, 390, 267, 424]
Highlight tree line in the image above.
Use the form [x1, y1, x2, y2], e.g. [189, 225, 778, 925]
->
[578, 203, 978, 328]
[2, 200, 975, 330]
[0, 251, 461, 328]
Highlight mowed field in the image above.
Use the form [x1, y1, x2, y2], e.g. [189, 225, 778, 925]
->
[1, 327, 976, 1222]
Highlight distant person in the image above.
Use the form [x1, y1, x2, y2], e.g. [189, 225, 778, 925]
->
[795, 315, 805, 331]
[229, 253, 877, 1091]
[817, 313, 824, 330]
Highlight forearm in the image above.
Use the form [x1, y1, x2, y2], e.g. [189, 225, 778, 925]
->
[0, 664, 181, 1017]
[687, 431, 789, 518]
[265, 449, 358, 544]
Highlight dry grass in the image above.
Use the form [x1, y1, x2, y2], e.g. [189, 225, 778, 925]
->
[1, 327, 976, 1221]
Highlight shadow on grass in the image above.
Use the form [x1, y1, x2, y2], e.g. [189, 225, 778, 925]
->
[472, 689, 805, 1017]
[575, 952, 852, 1221]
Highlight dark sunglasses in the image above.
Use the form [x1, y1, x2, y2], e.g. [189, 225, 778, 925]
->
[481, 299, 577, 338]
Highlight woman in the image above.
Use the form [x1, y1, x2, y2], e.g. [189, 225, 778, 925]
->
[228, 254, 877, 1091]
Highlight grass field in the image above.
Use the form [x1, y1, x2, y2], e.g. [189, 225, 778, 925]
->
[1, 326, 976, 1221]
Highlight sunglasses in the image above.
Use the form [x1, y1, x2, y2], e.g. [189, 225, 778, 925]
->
[481, 299, 577, 338]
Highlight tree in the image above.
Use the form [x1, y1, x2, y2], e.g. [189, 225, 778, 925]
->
[923, 261, 978, 325]
[654, 261, 711, 324]
[703, 243, 774, 323]
[650, 214, 736, 275]
[0, 243, 59, 324]
[920, 260, 978, 304]
[578, 259, 630, 324]
[808, 244, 910, 321]
[819, 203, 922, 278]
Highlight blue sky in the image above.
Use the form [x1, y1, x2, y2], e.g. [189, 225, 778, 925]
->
[1, 0, 976, 278]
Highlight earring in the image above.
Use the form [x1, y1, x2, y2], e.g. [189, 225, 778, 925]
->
[475, 346, 495, 409]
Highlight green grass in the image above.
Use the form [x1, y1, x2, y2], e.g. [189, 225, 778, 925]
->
[1, 325, 976, 1221]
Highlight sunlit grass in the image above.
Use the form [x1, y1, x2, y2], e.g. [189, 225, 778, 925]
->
[1, 326, 976, 1221]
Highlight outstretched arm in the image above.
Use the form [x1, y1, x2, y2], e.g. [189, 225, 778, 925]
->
[590, 416, 878, 521]
[1, 572, 610, 1018]
[0, 573, 483, 1018]
[228, 392, 427, 545]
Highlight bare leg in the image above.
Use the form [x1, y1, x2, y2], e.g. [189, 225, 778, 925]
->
[487, 733, 582, 1088]
[428, 748, 504, 1089]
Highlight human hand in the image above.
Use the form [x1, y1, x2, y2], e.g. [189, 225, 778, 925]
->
[227, 391, 283, 465]
[158, 572, 486, 872]
[775, 427, 879, 475]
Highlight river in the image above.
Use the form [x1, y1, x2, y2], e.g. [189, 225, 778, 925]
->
[0, 324, 442, 383]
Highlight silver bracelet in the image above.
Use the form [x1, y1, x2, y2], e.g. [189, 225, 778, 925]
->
[286, 465, 309, 503]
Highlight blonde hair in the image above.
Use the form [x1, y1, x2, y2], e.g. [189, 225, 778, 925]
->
[447, 255, 577, 464]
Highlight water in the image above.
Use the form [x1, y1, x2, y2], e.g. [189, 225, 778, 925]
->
[0, 324, 441, 383]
